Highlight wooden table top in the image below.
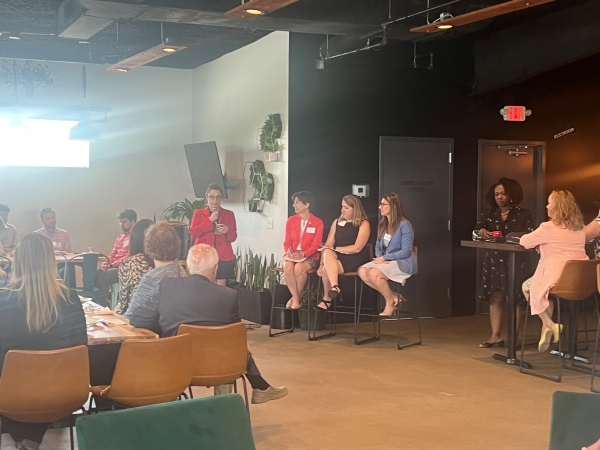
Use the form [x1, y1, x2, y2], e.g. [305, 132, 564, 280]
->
[461, 239, 535, 252]
[4, 252, 108, 263]
[81, 297, 158, 345]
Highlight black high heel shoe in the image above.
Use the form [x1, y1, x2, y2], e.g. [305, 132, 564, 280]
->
[317, 300, 333, 311]
[328, 285, 340, 300]
[479, 340, 504, 348]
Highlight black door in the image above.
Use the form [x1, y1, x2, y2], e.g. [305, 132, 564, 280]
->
[379, 137, 453, 317]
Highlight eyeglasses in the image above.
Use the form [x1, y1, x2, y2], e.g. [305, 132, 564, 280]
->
[380, 202, 390, 206]
[208, 195, 223, 201]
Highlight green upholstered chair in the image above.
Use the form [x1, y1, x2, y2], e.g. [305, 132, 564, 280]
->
[76, 394, 255, 450]
[548, 391, 600, 450]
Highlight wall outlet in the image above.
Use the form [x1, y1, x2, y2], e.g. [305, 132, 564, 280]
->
[266, 218, 273, 229]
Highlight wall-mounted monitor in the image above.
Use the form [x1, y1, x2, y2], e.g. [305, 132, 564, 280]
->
[184, 141, 227, 199]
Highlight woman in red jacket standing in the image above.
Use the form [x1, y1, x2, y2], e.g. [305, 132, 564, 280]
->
[190, 184, 238, 286]
[283, 191, 324, 309]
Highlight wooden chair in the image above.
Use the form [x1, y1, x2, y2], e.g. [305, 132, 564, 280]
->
[356, 246, 421, 350]
[520, 259, 600, 383]
[0, 346, 90, 450]
[90, 334, 192, 408]
[177, 323, 250, 419]
[268, 266, 318, 339]
[591, 265, 600, 393]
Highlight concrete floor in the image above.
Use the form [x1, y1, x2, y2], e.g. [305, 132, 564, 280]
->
[2, 314, 595, 450]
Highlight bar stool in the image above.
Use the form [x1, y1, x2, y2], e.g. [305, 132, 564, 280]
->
[310, 244, 375, 341]
[591, 265, 600, 393]
[356, 246, 421, 350]
[268, 266, 318, 339]
[519, 259, 600, 383]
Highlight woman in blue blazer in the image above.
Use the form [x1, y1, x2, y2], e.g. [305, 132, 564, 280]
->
[358, 193, 417, 316]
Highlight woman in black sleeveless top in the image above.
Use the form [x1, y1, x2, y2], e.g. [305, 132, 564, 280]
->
[317, 195, 371, 310]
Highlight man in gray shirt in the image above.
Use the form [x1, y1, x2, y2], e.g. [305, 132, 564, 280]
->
[0, 204, 17, 252]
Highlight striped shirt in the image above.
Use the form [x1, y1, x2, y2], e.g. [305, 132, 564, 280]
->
[34, 227, 71, 252]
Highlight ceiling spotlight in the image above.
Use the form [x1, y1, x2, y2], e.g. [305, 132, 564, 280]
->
[244, 8, 265, 15]
[162, 47, 177, 53]
[115, 68, 128, 73]
[9, 36, 20, 40]
[315, 58, 324, 70]
[437, 24, 453, 29]
[435, 12, 454, 29]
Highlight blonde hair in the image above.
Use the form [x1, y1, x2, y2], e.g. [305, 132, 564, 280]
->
[378, 192, 409, 238]
[187, 244, 219, 275]
[0, 233, 70, 333]
[338, 194, 368, 227]
[548, 190, 584, 231]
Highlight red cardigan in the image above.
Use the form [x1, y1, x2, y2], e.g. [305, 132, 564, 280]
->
[283, 213, 324, 260]
[190, 206, 238, 262]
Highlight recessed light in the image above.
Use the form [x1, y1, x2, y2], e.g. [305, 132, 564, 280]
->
[244, 8, 265, 15]
[79, 40, 90, 44]
[115, 68, 128, 72]
[437, 24, 453, 29]
[162, 47, 177, 53]
[9, 36, 20, 40]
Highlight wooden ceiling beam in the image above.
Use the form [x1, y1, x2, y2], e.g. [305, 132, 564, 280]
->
[225, 0, 301, 20]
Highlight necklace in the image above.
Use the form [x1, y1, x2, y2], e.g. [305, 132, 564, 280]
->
[501, 209, 511, 216]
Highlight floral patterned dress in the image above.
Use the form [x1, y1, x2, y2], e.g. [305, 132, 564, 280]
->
[114, 253, 153, 315]
[474, 206, 535, 302]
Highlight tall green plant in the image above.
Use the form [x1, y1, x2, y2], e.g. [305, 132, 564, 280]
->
[236, 248, 279, 292]
[258, 113, 282, 153]
[162, 198, 206, 223]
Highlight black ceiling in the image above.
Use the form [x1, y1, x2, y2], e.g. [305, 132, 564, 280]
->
[0, 0, 595, 69]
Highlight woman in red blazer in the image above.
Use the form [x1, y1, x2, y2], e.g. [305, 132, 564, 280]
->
[190, 184, 237, 286]
[283, 191, 324, 309]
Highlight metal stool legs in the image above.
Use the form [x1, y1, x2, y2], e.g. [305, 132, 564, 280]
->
[268, 282, 295, 337]
[393, 276, 421, 350]
[355, 278, 381, 345]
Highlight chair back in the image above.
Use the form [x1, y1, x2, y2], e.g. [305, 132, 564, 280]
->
[105, 334, 192, 407]
[66, 253, 101, 291]
[548, 391, 600, 450]
[177, 323, 247, 387]
[366, 243, 374, 259]
[76, 395, 256, 450]
[0, 346, 90, 423]
[550, 260, 600, 301]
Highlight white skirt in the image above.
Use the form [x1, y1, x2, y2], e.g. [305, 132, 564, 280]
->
[361, 261, 411, 285]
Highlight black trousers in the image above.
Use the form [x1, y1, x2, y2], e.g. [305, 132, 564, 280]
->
[1, 415, 47, 446]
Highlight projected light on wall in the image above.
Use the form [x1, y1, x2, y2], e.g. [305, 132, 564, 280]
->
[0, 118, 90, 168]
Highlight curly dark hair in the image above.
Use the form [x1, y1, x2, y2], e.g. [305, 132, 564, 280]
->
[144, 222, 181, 262]
[485, 177, 524, 209]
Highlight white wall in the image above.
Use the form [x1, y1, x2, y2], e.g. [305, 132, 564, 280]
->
[192, 31, 289, 259]
[0, 62, 193, 254]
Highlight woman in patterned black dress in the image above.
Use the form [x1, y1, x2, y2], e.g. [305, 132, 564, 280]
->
[474, 178, 534, 348]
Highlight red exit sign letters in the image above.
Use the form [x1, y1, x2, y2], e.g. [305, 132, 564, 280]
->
[500, 106, 531, 122]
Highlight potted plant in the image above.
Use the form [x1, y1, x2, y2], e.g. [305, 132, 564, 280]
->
[236, 249, 277, 325]
[297, 286, 327, 331]
[258, 113, 282, 162]
[162, 198, 206, 223]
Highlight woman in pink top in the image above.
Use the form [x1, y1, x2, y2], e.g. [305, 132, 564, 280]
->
[520, 190, 587, 352]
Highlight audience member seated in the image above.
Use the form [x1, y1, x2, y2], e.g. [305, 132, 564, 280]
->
[317, 194, 371, 310]
[97, 209, 137, 305]
[0, 233, 87, 450]
[135, 243, 288, 404]
[282, 191, 323, 309]
[190, 183, 238, 286]
[34, 207, 71, 252]
[0, 203, 17, 252]
[114, 219, 155, 315]
[125, 222, 185, 325]
[521, 190, 588, 352]
[473, 178, 534, 348]
[358, 193, 417, 316]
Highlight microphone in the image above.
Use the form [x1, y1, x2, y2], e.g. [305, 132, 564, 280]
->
[210, 206, 220, 224]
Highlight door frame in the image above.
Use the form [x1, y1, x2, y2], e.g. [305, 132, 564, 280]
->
[379, 136, 454, 317]
[477, 139, 546, 224]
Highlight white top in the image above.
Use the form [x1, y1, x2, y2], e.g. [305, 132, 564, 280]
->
[297, 219, 308, 251]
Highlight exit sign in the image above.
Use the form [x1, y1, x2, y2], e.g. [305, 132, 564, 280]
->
[500, 106, 531, 121]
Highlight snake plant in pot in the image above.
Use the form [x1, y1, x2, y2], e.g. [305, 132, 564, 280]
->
[236, 249, 278, 325]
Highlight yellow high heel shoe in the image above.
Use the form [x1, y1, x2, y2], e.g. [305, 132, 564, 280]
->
[552, 323, 563, 343]
[538, 327, 553, 352]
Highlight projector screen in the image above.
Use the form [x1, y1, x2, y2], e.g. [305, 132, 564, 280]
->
[0, 118, 90, 168]
[184, 141, 227, 199]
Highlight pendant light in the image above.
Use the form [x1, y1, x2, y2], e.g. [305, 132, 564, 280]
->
[69, 65, 100, 141]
